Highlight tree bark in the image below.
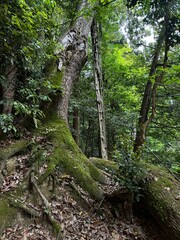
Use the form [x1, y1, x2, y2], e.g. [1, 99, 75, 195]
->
[56, 0, 93, 123]
[91, 17, 108, 160]
[2, 65, 17, 114]
[142, 164, 180, 240]
[72, 107, 80, 145]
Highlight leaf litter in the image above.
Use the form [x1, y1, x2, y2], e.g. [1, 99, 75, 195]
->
[0, 138, 167, 240]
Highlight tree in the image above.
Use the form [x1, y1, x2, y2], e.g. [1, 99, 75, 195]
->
[91, 17, 108, 159]
[133, 0, 180, 154]
[55, 0, 93, 122]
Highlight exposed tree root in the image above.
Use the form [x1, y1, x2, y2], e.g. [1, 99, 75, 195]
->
[37, 116, 106, 200]
[62, 177, 92, 211]
[9, 198, 41, 218]
[30, 169, 63, 240]
[0, 140, 29, 161]
[142, 163, 180, 240]
[1, 128, 180, 240]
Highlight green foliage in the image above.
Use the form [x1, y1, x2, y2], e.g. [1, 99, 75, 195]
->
[0, 0, 61, 67]
[115, 157, 146, 198]
[0, 114, 16, 133]
[171, 163, 180, 177]
[0, 0, 63, 132]
[113, 139, 146, 199]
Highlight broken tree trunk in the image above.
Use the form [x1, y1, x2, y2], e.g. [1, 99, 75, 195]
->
[91, 17, 108, 160]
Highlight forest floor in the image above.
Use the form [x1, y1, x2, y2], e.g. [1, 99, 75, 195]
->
[0, 137, 169, 240]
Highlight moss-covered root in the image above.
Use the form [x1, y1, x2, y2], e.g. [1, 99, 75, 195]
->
[40, 116, 105, 201]
[86, 161, 109, 185]
[89, 157, 119, 173]
[0, 198, 17, 235]
[143, 164, 180, 240]
[0, 140, 29, 161]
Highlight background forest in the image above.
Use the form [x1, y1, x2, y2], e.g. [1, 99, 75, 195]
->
[0, 0, 179, 175]
[0, 0, 180, 239]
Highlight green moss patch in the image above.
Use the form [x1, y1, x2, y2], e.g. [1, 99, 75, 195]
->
[0, 140, 29, 162]
[0, 198, 17, 235]
[45, 59, 63, 88]
[143, 163, 180, 239]
[89, 157, 119, 173]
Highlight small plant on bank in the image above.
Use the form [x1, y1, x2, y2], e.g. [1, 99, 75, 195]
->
[113, 138, 146, 201]
[0, 114, 17, 133]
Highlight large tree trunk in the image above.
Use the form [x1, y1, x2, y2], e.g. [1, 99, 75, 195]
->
[91, 17, 108, 160]
[90, 158, 180, 239]
[56, 0, 93, 123]
[142, 164, 180, 240]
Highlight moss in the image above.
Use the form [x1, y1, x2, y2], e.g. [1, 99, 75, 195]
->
[0, 140, 29, 161]
[89, 157, 119, 173]
[0, 198, 17, 235]
[39, 116, 104, 200]
[146, 163, 179, 191]
[45, 59, 63, 88]
[143, 163, 180, 239]
[86, 161, 108, 184]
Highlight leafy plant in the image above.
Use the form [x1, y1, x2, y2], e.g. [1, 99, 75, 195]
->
[13, 76, 57, 128]
[171, 163, 180, 177]
[0, 114, 16, 133]
[113, 138, 146, 200]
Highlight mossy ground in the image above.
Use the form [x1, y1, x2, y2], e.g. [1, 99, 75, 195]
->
[0, 198, 17, 235]
[0, 140, 29, 161]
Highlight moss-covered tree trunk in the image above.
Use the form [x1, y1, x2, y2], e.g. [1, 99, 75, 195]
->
[90, 159, 180, 239]
[142, 164, 180, 240]
[39, 115, 107, 200]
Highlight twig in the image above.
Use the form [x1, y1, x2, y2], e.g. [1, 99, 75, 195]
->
[97, 196, 105, 210]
